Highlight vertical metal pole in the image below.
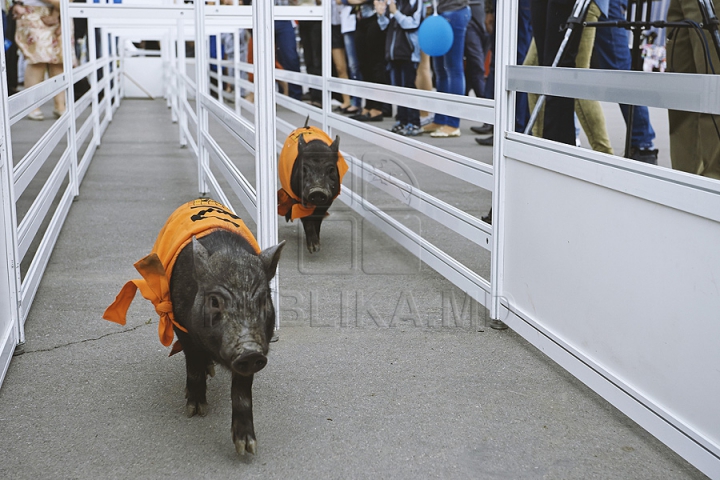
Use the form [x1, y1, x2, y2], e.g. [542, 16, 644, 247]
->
[214, 33, 222, 105]
[195, 0, 209, 194]
[111, 34, 120, 110]
[88, 19, 101, 146]
[168, 29, 179, 123]
[489, 0, 519, 323]
[0, 15, 22, 347]
[234, 26, 241, 116]
[177, 17, 188, 148]
[100, 29, 112, 123]
[119, 36, 126, 99]
[252, 0, 280, 330]
[322, 0, 330, 132]
[60, 0, 79, 197]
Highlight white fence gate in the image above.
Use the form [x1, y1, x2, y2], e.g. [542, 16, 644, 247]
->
[0, 1, 718, 477]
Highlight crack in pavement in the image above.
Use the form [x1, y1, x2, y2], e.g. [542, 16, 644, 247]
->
[22, 323, 151, 354]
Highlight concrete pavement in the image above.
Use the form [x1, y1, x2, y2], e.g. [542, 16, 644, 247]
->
[0, 99, 704, 479]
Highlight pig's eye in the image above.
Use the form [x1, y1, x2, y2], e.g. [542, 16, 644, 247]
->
[204, 294, 223, 326]
[326, 166, 337, 176]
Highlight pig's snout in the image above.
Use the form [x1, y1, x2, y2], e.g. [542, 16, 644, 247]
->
[307, 187, 330, 205]
[233, 351, 268, 375]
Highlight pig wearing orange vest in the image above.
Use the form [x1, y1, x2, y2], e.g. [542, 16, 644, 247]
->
[277, 124, 348, 253]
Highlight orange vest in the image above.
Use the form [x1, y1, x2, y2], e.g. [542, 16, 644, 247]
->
[103, 199, 260, 352]
[277, 126, 348, 220]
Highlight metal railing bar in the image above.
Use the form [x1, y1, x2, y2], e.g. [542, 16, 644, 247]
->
[13, 116, 70, 198]
[17, 150, 71, 260]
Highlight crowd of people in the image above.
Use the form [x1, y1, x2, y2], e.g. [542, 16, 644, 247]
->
[2, 0, 717, 180]
[254, 0, 718, 179]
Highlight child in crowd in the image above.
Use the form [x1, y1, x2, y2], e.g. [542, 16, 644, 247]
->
[375, 0, 423, 136]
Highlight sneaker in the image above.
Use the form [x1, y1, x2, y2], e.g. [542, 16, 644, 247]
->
[430, 127, 461, 138]
[390, 121, 405, 134]
[27, 109, 44, 121]
[402, 124, 422, 136]
[629, 147, 658, 165]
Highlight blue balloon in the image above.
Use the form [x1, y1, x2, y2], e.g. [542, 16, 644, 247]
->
[418, 15, 454, 57]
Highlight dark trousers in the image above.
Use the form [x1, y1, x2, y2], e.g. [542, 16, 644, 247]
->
[388, 60, 420, 126]
[464, 16, 486, 98]
[530, 0, 580, 145]
[298, 21, 322, 103]
[276, 20, 302, 100]
[355, 14, 388, 111]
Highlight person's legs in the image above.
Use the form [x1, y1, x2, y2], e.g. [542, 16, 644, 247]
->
[430, 6, 471, 131]
[388, 62, 408, 125]
[573, 3, 612, 154]
[402, 61, 420, 126]
[298, 21, 322, 104]
[593, 0, 656, 154]
[354, 15, 385, 116]
[48, 63, 66, 114]
[275, 20, 302, 100]
[331, 25, 351, 109]
[342, 32, 363, 110]
[25, 62, 47, 118]
[515, 0, 532, 131]
[416, 51, 433, 119]
[666, 0, 720, 178]
[464, 17, 485, 97]
[533, 0, 580, 145]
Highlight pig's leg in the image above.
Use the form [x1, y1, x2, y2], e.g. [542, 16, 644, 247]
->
[301, 217, 321, 253]
[182, 338, 210, 417]
[231, 373, 257, 455]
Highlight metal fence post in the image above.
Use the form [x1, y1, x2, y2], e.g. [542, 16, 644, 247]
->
[195, 0, 209, 195]
[252, 0, 279, 331]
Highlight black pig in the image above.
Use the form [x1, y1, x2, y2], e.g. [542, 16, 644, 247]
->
[103, 199, 284, 456]
[171, 231, 284, 455]
[277, 124, 348, 253]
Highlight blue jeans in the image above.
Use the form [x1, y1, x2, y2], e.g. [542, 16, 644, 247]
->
[343, 31, 363, 108]
[592, 0, 655, 149]
[432, 6, 471, 128]
[389, 60, 420, 126]
[275, 20, 302, 100]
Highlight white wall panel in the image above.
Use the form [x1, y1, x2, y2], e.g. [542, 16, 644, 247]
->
[502, 154, 720, 464]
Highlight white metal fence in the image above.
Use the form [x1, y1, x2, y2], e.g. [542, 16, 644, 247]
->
[0, 0, 121, 388]
[0, 1, 718, 477]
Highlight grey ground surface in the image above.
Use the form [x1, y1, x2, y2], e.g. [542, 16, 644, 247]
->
[0, 99, 704, 479]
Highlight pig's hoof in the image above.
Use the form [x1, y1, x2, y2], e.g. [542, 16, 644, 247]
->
[234, 437, 257, 455]
[186, 401, 208, 417]
[306, 242, 320, 254]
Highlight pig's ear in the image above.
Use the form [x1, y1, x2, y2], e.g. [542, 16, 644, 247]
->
[259, 240, 286, 280]
[297, 134, 306, 155]
[192, 236, 211, 282]
[330, 135, 340, 154]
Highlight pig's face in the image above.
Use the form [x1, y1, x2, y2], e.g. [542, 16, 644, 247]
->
[291, 135, 341, 207]
[189, 237, 284, 376]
